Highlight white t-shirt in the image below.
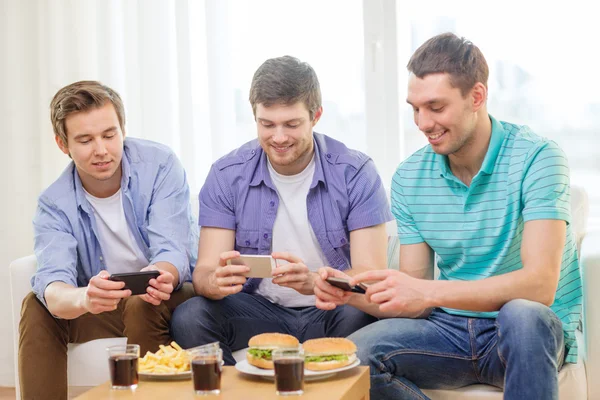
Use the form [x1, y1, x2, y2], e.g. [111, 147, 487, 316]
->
[256, 156, 328, 307]
[84, 189, 149, 274]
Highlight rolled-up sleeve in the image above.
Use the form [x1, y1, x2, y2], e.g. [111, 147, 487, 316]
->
[346, 159, 394, 231]
[31, 197, 79, 307]
[147, 154, 194, 286]
[198, 165, 236, 229]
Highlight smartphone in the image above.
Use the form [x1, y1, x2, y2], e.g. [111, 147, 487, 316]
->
[326, 277, 369, 294]
[109, 270, 161, 295]
[227, 255, 276, 278]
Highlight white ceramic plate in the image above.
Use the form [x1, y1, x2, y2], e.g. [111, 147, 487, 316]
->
[234, 358, 360, 381]
[139, 360, 224, 381]
[139, 371, 191, 381]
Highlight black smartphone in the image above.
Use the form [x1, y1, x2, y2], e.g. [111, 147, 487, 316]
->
[109, 270, 161, 295]
[326, 277, 368, 294]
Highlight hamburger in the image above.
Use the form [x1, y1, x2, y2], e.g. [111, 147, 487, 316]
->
[303, 337, 357, 371]
[246, 333, 300, 369]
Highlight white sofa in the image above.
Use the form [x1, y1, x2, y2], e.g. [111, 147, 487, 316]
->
[9, 256, 126, 399]
[10, 186, 599, 399]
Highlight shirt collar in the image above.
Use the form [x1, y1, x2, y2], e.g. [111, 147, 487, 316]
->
[435, 114, 505, 177]
[249, 136, 327, 189]
[479, 115, 506, 175]
[75, 147, 130, 212]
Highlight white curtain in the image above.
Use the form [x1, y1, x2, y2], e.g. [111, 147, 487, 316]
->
[0, 0, 218, 386]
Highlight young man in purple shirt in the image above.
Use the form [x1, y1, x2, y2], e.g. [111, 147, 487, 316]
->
[172, 56, 393, 364]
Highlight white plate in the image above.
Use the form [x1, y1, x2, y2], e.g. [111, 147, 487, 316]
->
[234, 358, 360, 381]
[139, 360, 224, 381]
[139, 371, 191, 381]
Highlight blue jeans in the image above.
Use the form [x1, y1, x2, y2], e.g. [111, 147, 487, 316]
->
[171, 292, 377, 365]
[348, 299, 565, 400]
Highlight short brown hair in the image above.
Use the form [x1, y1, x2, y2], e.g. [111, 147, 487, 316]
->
[249, 56, 322, 120]
[407, 32, 489, 96]
[50, 81, 125, 145]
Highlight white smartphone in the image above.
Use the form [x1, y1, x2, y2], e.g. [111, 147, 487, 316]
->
[226, 255, 276, 278]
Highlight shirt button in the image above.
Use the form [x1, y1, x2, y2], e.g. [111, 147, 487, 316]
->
[251, 150, 255, 154]
[99, 256, 103, 261]
[263, 233, 268, 239]
[340, 238, 346, 244]
[466, 206, 472, 212]
[326, 153, 331, 158]
[269, 201, 275, 207]
[245, 240, 251, 246]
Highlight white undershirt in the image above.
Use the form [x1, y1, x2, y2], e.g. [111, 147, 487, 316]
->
[84, 189, 149, 274]
[257, 155, 328, 307]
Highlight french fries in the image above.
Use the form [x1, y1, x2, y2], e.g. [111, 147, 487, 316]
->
[139, 341, 190, 374]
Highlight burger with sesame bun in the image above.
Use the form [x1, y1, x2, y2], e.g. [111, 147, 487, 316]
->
[246, 333, 300, 369]
[302, 337, 357, 371]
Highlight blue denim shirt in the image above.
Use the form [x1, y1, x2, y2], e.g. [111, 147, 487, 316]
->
[32, 138, 198, 306]
[198, 132, 393, 293]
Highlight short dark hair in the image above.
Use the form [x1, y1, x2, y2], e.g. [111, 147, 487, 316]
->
[50, 81, 125, 145]
[249, 56, 322, 120]
[407, 32, 489, 96]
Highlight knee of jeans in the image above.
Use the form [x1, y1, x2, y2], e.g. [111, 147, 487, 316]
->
[497, 299, 559, 337]
[348, 321, 388, 368]
[171, 296, 212, 332]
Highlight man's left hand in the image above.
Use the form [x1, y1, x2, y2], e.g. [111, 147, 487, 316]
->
[271, 252, 317, 295]
[140, 264, 175, 306]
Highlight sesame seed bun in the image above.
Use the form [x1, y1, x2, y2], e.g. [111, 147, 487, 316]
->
[302, 338, 357, 371]
[248, 333, 299, 349]
[246, 333, 300, 369]
[302, 337, 357, 356]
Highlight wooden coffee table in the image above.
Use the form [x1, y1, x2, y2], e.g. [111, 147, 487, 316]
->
[75, 366, 370, 399]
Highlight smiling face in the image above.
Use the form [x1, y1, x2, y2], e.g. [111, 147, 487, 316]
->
[407, 73, 480, 156]
[256, 101, 322, 175]
[56, 102, 125, 197]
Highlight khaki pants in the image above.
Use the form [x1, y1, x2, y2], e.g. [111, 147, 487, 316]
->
[18, 283, 195, 400]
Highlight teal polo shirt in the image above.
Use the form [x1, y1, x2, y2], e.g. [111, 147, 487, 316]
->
[391, 115, 582, 363]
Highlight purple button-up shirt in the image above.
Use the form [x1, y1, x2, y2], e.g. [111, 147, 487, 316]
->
[198, 132, 393, 293]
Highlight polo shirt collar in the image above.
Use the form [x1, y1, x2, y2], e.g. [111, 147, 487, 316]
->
[75, 148, 131, 212]
[480, 115, 506, 174]
[435, 114, 505, 177]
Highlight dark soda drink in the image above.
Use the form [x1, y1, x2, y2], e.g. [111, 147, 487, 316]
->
[109, 354, 139, 388]
[274, 359, 304, 394]
[192, 359, 221, 393]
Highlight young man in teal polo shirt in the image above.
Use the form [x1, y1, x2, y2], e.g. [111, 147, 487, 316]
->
[314, 33, 581, 399]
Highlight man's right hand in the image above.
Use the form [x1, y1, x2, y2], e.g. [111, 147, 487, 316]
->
[208, 250, 249, 298]
[314, 267, 354, 310]
[81, 270, 132, 314]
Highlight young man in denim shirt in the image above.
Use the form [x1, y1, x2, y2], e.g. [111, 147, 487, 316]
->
[20, 81, 197, 399]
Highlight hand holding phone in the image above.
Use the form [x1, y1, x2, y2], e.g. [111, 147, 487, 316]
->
[227, 255, 276, 278]
[109, 270, 161, 295]
[326, 277, 369, 294]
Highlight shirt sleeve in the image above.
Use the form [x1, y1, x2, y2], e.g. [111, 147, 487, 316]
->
[31, 197, 80, 308]
[521, 141, 571, 223]
[390, 170, 425, 245]
[146, 153, 194, 286]
[346, 159, 394, 231]
[198, 164, 236, 230]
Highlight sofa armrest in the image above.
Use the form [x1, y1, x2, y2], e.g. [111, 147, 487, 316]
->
[581, 229, 600, 399]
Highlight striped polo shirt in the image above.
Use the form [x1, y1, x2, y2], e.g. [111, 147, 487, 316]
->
[391, 115, 582, 363]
